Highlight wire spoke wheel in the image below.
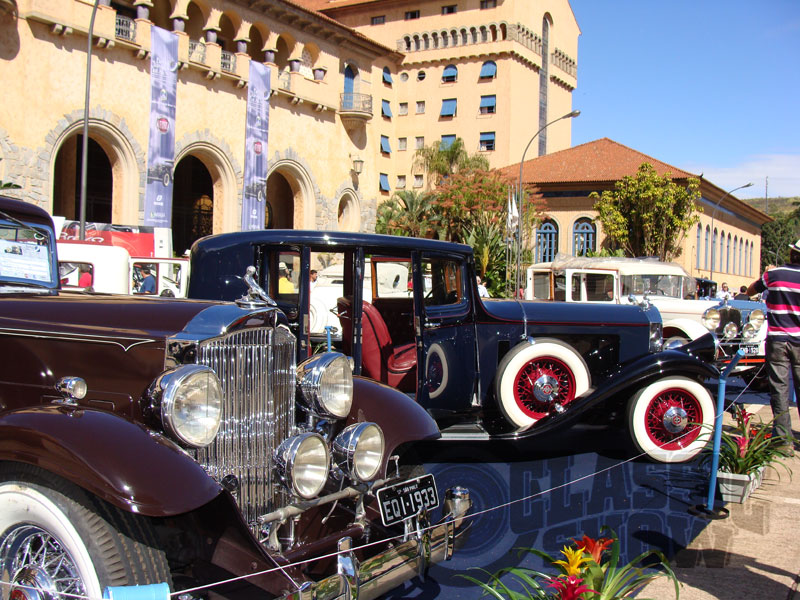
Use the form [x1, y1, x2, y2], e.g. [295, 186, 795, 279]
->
[513, 357, 576, 419]
[644, 387, 703, 450]
[1, 525, 86, 600]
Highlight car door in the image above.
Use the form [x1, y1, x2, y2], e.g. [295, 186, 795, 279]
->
[413, 252, 478, 417]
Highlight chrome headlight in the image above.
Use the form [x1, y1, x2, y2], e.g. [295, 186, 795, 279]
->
[155, 365, 222, 448]
[297, 352, 353, 418]
[749, 309, 765, 330]
[702, 308, 720, 331]
[722, 322, 738, 339]
[333, 422, 385, 483]
[275, 433, 330, 499]
[742, 322, 759, 340]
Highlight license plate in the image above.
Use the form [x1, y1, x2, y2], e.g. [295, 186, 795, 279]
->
[377, 474, 439, 527]
[741, 344, 760, 356]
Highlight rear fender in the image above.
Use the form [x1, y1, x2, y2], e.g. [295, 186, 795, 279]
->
[0, 405, 221, 516]
[501, 351, 719, 440]
[348, 376, 439, 459]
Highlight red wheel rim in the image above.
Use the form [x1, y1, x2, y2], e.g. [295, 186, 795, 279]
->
[644, 387, 703, 450]
[513, 356, 576, 419]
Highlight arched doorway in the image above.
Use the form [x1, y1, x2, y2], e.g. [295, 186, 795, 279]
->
[52, 134, 112, 222]
[172, 155, 213, 255]
[266, 170, 295, 228]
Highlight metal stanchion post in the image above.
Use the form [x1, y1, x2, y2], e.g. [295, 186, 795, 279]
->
[692, 349, 744, 518]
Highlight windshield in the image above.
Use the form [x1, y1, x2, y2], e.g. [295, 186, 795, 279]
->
[621, 274, 694, 299]
[0, 220, 57, 290]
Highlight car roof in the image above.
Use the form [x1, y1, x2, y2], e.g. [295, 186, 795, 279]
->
[540, 253, 692, 278]
[192, 229, 473, 257]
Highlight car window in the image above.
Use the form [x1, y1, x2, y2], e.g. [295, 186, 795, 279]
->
[275, 251, 301, 299]
[531, 271, 552, 300]
[59, 261, 94, 288]
[421, 256, 464, 307]
[0, 222, 54, 286]
[372, 259, 411, 299]
[583, 273, 615, 302]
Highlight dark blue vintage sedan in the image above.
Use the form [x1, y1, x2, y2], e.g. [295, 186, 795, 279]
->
[189, 230, 719, 463]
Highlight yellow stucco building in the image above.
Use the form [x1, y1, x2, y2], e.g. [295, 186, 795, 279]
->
[0, 0, 579, 254]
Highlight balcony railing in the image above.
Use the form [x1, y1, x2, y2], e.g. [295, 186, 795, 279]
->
[115, 15, 135, 41]
[340, 93, 372, 114]
[279, 70, 292, 92]
[221, 50, 236, 73]
[189, 40, 206, 63]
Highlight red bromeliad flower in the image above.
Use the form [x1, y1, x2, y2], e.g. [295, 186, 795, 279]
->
[733, 435, 749, 458]
[572, 535, 613, 564]
[548, 575, 595, 600]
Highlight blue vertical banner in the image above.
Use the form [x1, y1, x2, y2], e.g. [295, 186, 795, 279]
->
[242, 61, 271, 231]
[143, 26, 178, 227]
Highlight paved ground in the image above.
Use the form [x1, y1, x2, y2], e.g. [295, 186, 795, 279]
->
[386, 377, 800, 599]
[642, 395, 800, 600]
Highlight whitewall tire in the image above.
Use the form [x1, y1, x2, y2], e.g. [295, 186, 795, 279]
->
[0, 466, 170, 600]
[495, 339, 590, 429]
[627, 376, 714, 463]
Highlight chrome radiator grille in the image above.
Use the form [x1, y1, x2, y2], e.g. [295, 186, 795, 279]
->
[194, 325, 296, 531]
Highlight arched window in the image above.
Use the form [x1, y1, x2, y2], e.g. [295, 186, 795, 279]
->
[726, 233, 731, 273]
[479, 60, 497, 79]
[442, 64, 458, 82]
[572, 218, 595, 256]
[733, 237, 738, 274]
[738, 238, 743, 275]
[535, 220, 558, 262]
[745, 242, 750, 277]
[382, 66, 392, 85]
[696, 224, 701, 269]
[712, 228, 718, 272]
[704, 226, 710, 269]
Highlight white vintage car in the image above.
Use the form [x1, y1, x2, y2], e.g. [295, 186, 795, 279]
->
[527, 254, 766, 381]
[57, 241, 189, 297]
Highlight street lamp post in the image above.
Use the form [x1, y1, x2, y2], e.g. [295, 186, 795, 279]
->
[709, 182, 754, 284]
[514, 110, 580, 295]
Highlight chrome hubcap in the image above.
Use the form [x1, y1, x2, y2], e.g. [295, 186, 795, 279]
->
[662, 406, 688, 434]
[533, 375, 560, 403]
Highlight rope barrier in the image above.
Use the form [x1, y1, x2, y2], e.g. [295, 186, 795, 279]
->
[0, 371, 768, 600]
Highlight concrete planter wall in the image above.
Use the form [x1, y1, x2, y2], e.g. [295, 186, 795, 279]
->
[717, 470, 758, 503]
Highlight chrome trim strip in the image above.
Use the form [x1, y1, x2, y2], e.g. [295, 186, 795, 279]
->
[0, 328, 154, 351]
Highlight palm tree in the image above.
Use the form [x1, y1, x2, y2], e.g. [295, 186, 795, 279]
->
[376, 190, 439, 238]
[414, 137, 489, 187]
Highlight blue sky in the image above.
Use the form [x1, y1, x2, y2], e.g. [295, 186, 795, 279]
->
[568, 0, 800, 200]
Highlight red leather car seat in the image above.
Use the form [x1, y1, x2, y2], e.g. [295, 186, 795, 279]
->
[337, 297, 417, 392]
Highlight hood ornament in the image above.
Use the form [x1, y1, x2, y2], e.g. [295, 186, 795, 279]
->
[236, 266, 277, 308]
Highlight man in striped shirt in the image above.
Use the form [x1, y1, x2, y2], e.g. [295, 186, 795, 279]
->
[748, 241, 800, 453]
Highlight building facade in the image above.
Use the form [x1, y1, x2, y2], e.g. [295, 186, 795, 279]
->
[300, 0, 579, 193]
[499, 138, 771, 292]
[1, 0, 579, 255]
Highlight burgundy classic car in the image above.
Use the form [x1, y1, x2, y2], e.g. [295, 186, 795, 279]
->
[0, 197, 470, 600]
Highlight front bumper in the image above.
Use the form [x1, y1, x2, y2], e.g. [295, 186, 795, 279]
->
[282, 486, 471, 600]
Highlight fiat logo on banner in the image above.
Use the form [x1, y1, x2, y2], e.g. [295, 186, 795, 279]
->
[157, 117, 169, 133]
[254, 141, 263, 155]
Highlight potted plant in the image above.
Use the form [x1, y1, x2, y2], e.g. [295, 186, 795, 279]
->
[699, 405, 792, 503]
[459, 526, 679, 599]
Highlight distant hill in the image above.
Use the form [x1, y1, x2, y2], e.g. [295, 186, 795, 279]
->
[741, 196, 800, 216]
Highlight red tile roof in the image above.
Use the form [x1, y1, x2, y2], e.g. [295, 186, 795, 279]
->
[500, 137, 698, 185]
[293, 0, 377, 12]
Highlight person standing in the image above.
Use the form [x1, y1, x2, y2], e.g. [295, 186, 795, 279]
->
[747, 246, 800, 454]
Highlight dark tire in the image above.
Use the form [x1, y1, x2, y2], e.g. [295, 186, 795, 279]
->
[0, 464, 171, 600]
[627, 377, 714, 463]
